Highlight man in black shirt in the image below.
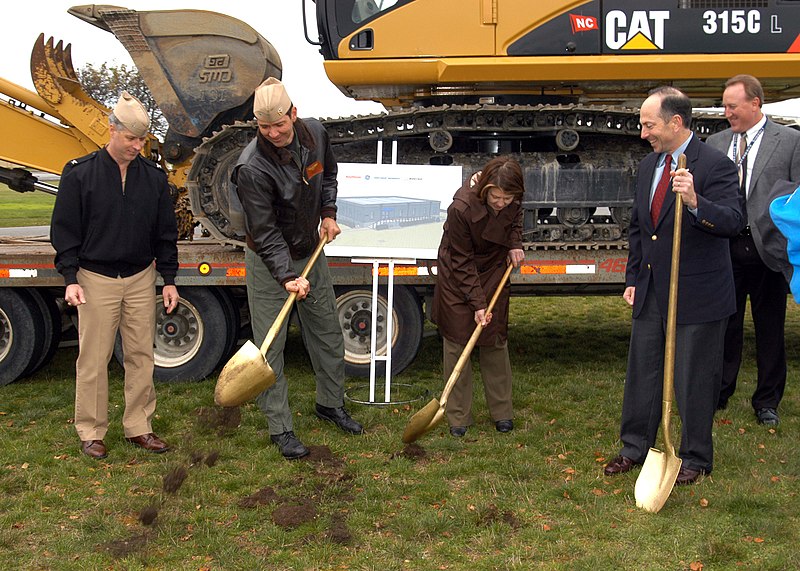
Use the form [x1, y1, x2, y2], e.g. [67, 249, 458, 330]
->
[51, 91, 179, 460]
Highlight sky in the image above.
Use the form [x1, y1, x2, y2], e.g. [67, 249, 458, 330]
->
[0, 0, 385, 119]
[2, 1, 799, 120]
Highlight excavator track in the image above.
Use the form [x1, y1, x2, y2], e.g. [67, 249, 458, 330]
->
[187, 104, 734, 247]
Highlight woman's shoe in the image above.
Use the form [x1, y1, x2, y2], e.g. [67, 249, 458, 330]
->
[495, 420, 514, 433]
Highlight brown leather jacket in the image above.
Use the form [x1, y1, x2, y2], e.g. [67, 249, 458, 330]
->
[432, 181, 522, 346]
[232, 118, 337, 285]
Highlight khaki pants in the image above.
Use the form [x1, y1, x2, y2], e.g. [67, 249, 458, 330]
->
[74, 265, 157, 440]
[443, 337, 513, 427]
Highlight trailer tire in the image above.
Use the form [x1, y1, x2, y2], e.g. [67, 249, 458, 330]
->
[25, 290, 62, 376]
[335, 285, 423, 378]
[113, 287, 229, 382]
[210, 287, 241, 366]
[0, 289, 46, 386]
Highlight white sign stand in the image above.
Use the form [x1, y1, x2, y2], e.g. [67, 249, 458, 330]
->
[351, 257, 416, 403]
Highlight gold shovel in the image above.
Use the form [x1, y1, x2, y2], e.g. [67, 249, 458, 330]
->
[634, 153, 687, 513]
[402, 263, 514, 443]
[214, 235, 328, 407]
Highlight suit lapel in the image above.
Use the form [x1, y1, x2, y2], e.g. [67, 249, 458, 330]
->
[749, 120, 779, 189]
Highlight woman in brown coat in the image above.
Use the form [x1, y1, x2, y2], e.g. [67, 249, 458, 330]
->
[431, 157, 525, 437]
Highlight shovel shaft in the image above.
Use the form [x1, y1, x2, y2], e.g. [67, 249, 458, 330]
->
[439, 263, 514, 407]
[661, 153, 686, 456]
[258, 236, 328, 356]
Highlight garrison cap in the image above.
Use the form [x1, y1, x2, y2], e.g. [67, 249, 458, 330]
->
[113, 91, 150, 137]
[253, 77, 292, 123]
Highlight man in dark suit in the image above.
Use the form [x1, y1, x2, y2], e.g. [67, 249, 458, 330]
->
[604, 87, 745, 485]
[706, 75, 800, 426]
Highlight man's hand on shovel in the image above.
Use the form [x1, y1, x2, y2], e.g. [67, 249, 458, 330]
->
[285, 276, 310, 300]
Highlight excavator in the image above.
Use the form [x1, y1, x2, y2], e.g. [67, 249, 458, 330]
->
[193, 0, 800, 243]
[1, 1, 799, 385]
[3, 1, 800, 245]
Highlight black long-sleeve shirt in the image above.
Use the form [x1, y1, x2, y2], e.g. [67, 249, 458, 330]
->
[51, 148, 178, 286]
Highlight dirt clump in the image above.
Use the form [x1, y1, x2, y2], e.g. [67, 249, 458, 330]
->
[272, 499, 317, 528]
[397, 442, 427, 460]
[303, 445, 343, 467]
[138, 505, 158, 526]
[239, 486, 283, 508]
[194, 406, 241, 435]
[478, 503, 521, 529]
[162, 466, 189, 494]
[325, 513, 353, 545]
[97, 533, 149, 558]
[204, 450, 220, 467]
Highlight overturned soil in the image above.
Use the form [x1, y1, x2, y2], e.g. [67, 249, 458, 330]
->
[138, 505, 158, 526]
[325, 513, 353, 545]
[162, 466, 189, 494]
[272, 499, 317, 528]
[97, 532, 149, 559]
[303, 445, 344, 467]
[478, 503, 521, 529]
[396, 442, 427, 460]
[194, 406, 241, 435]
[238, 486, 283, 508]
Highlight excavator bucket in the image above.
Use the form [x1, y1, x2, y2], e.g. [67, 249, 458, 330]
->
[30, 34, 112, 148]
[67, 5, 282, 145]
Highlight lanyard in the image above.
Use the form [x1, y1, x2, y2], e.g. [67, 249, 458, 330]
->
[731, 122, 766, 167]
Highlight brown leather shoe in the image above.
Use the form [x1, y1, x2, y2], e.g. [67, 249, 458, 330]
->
[81, 439, 107, 460]
[603, 454, 637, 476]
[675, 466, 703, 485]
[126, 433, 170, 453]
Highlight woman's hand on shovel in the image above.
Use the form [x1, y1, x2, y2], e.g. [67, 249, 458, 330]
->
[474, 308, 493, 327]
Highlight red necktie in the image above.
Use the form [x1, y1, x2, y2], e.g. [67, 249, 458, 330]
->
[650, 154, 672, 226]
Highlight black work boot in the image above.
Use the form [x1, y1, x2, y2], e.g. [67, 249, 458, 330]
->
[314, 404, 364, 434]
[270, 431, 310, 459]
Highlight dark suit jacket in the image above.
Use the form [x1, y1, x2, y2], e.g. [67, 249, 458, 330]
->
[707, 119, 800, 276]
[626, 135, 745, 324]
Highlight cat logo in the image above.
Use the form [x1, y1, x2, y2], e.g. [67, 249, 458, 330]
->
[605, 10, 670, 50]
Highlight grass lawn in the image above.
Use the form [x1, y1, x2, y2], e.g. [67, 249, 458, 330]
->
[0, 183, 56, 227]
[0, 296, 798, 570]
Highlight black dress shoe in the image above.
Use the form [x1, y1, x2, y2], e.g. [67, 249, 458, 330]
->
[756, 407, 779, 426]
[81, 439, 107, 460]
[676, 466, 703, 485]
[495, 420, 514, 433]
[270, 431, 310, 459]
[450, 426, 467, 437]
[315, 404, 363, 434]
[603, 455, 637, 476]
[716, 399, 728, 411]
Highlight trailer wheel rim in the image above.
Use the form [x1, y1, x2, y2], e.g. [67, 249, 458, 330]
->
[337, 290, 398, 366]
[154, 295, 204, 368]
[0, 307, 12, 363]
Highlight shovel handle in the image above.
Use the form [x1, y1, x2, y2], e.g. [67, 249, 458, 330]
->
[258, 235, 329, 356]
[661, 153, 686, 455]
[439, 263, 514, 407]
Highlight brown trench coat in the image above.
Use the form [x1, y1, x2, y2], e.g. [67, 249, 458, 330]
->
[431, 181, 523, 346]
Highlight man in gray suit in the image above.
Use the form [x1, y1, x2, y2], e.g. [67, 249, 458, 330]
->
[707, 74, 800, 426]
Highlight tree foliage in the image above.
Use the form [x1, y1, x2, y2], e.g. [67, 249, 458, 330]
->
[77, 62, 168, 138]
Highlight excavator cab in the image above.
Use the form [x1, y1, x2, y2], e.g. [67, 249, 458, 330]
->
[313, 0, 800, 107]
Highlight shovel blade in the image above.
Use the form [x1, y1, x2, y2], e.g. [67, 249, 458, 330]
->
[214, 340, 276, 407]
[634, 447, 682, 513]
[402, 398, 443, 443]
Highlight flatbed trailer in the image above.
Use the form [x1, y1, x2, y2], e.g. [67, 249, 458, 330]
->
[0, 235, 627, 386]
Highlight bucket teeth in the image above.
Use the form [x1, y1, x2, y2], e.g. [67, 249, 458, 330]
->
[29, 33, 111, 145]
